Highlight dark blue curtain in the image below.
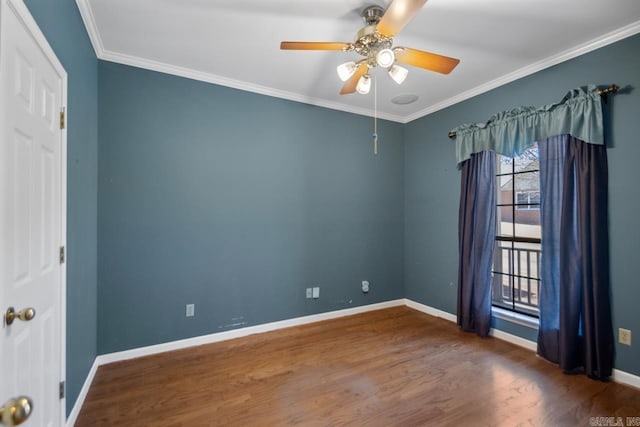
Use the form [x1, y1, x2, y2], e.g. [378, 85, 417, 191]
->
[537, 136, 566, 363]
[457, 151, 496, 337]
[537, 135, 613, 379]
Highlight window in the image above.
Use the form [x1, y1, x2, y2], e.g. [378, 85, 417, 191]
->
[493, 145, 541, 317]
[515, 191, 540, 210]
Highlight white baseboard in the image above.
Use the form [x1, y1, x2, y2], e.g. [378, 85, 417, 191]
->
[404, 298, 537, 351]
[489, 328, 538, 352]
[404, 299, 640, 389]
[66, 298, 640, 422]
[403, 298, 457, 322]
[613, 368, 640, 389]
[66, 358, 99, 427]
[404, 298, 536, 351]
[96, 300, 405, 365]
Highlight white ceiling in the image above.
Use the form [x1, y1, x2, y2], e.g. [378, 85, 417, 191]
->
[76, 0, 640, 123]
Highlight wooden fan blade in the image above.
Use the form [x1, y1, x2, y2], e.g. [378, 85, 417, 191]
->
[340, 63, 369, 95]
[395, 47, 460, 74]
[376, 0, 428, 37]
[280, 41, 351, 51]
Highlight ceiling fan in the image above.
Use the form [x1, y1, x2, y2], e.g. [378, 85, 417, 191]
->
[280, 0, 460, 95]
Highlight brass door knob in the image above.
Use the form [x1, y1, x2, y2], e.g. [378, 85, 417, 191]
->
[0, 396, 33, 426]
[4, 307, 36, 326]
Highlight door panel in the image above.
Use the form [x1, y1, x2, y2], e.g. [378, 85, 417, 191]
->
[1, 0, 66, 425]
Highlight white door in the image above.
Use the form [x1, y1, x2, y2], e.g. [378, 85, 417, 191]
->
[0, 0, 66, 426]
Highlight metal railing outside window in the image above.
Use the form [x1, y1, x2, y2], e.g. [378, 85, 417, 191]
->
[491, 242, 540, 317]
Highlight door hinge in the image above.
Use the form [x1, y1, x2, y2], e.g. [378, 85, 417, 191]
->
[60, 107, 66, 129]
[59, 246, 65, 264]
[59, 381, 65, 399]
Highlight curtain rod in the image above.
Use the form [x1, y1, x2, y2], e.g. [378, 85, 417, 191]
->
[447, 84, 620, 139]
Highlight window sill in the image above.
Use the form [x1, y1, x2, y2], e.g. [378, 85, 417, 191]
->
[492, 307, 539, 330]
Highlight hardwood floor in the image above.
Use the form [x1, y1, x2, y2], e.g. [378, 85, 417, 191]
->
[76, 307, 640, 426]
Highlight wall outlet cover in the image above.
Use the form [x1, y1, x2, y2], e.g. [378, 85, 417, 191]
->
[618, 328, 632, 346]
[186, 304, 195, 317]
[312, 287, 320, 299]
[306, 288, 312, 299]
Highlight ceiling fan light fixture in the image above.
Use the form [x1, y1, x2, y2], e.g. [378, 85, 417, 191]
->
[388, 64, 408, 84]
[280, 0, 460, 95]
[356, 74, 371, 94]
[337, 61, 358, 82]
[376, 48, 395, 68]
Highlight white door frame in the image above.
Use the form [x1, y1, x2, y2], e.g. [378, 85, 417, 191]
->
[1, 0, 67, 424]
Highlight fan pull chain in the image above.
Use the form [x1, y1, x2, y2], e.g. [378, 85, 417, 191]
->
[373, 75, 378, 155]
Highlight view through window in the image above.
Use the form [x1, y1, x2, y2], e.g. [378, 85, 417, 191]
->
[493, 145, 541, 317]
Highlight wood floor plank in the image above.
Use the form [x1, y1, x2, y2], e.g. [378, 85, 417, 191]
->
[75, 307, 640, 426]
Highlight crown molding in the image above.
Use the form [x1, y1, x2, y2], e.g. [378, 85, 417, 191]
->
[404, 19, 640, 123]
[76, 0, 639, 124]
[98, 49, 406, 123]
[75, 0, 104, 57]
[74, 0, 404, 123]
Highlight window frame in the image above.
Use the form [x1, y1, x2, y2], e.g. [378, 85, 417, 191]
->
[493, 148, 541, 318]
[515, 191, 541, 210]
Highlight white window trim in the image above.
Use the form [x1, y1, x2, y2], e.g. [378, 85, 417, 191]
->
[492, 306, 539, 330]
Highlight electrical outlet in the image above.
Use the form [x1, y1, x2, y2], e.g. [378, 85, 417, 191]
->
[619, 328, 631, 346]
[312, 287, 320, 299]
[362, 280, 369, 293]
[186, 304, 195, 317]
[306, 288, 312, 299]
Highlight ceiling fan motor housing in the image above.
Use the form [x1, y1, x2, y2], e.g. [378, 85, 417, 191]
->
[354, 7, 393, 64]
[362, 5, 385, 25]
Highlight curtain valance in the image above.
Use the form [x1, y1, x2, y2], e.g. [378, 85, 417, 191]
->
[451, 85, 604, 166]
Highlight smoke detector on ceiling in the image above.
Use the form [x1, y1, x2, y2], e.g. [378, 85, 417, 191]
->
[391, 94, 419, 105]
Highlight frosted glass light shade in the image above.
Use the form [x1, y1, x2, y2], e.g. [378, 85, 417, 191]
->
[388, 64, 408, 84]
[356, 74, 371, 94]
[337, 61, 357, 81]
[376, 48, 395, 68]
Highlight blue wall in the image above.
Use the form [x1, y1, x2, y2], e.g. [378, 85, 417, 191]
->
[16, 1, 640, 414]
[23, 0, 98, 415]
[97, 61, 405, 353]
[404, 33, 640, 376]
